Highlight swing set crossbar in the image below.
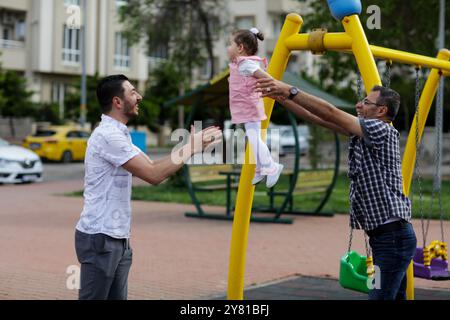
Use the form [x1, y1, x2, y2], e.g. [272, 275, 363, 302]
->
[284, 32, 450, 72]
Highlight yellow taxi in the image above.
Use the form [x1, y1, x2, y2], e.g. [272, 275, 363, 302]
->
[23, 126, 90, 162]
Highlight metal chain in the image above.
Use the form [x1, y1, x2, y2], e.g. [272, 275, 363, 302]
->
[364, 232, 371, 257]
[347, 69, 361, 256]
[436, 74, 445, 243]
[356, 70, 363, 101]
[413, 67, 428, 248]
[427, 73, 443, 244]
[347, 228, 353, 254]
[383, 60, 392, 88]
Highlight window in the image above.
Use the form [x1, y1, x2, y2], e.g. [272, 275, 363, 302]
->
[148, 44, 168, 71]
[149, 44, 168, 59]
[0, 11, 26, 43]
[33, 131, 56, 137]
[64, 0, 80, 5]
[78, 131, 90, 138]
[234, 16, 255, 30]
[200, 57, 219, 79]
[114, 32, 131, 69]
[15, 20, 26, 41]
[51, 82, 68, 119]
[62, 26, 80, 65]
[3, 28, 10, 40]
[66, 131, 79, 138]
[272, 15, 283, 38]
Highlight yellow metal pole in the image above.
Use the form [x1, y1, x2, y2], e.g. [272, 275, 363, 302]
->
[226, 13, 303, 300]
[401, 49, 450, 300]
[285, 32, 450, 73]
[369, 46, 450, 73]
[402, 50, 450, 196]
[284, 32, 353, 51]
[341, 14, 381, 93]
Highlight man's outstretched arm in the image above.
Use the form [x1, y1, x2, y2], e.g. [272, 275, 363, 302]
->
[256, 78, 363, 137]
[277, 98, 351, 136]
[123, 126, 222, 185]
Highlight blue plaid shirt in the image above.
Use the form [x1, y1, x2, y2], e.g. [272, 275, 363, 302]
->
[348, 118, 411, 231]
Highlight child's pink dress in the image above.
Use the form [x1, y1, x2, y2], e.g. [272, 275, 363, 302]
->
[228, 55, 267, 124]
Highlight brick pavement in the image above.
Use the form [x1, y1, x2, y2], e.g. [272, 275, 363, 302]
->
[0, 179, 449, 300]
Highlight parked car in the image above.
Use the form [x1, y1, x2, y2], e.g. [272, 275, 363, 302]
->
[22, 126, 91, 163]
[0, 138, 43, 184]
[267, 125, 310, 156]
[279, 126, 310, 156]
[223, 121, 310, 157]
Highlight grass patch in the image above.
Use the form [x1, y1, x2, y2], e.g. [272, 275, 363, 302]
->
[68, 173, 450, 221]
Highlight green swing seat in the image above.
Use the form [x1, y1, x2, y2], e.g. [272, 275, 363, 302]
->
[339, 251, 369, 293]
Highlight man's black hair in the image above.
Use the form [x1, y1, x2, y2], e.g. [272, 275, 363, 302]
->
[96, 74, 129, 114]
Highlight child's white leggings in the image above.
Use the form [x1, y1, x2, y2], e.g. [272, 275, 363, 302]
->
[244, 121, 277, 174]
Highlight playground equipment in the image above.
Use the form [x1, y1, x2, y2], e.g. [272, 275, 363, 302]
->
[227, 0, 450, 300]
[262, 111, 340, 219]
[339, 229, 374, 293]
[163, 71, 343, 224]
[338, 71, 374, 294]
[411, 69, 449, 280]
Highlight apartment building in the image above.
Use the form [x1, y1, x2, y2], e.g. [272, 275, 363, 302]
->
[0, 0, 315, 119]
[0, 0, 149, 116]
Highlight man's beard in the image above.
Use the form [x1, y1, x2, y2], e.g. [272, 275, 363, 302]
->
[123, 100, 138, 120]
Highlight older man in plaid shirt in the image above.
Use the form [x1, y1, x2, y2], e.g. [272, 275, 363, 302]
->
[256, 78, 417, 300]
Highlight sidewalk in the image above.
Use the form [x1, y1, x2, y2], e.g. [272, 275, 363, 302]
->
[0, 178, 449, 299]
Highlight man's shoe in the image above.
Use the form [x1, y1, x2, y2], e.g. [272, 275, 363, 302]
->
[266, 164, 284, 188]
[252, 172, 266, 185]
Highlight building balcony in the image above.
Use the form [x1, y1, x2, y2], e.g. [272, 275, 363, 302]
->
[0, 38, 26, 70]
[0, 38, 24, 49]
[267, 0, 302, 14]
[0, 0, 29, 12]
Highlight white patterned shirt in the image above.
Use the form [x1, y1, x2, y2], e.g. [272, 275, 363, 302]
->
[76, 114, 140, 239]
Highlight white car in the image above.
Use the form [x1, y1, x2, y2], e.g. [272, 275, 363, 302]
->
[278, 126, 310, 156]
[0, 138, 43, 184]
[267, 126, 310, 156]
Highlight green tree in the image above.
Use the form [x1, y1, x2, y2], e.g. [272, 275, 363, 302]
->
[33, 102, 63, 125]
[0, 69, 34, 137]
[297, 0, 450, 132]
[119, 0, 229, 82]
[136, 61, 187, 188]
[64, 73, 102, 128]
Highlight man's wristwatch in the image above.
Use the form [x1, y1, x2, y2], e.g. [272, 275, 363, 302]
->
[287, 87, 300, 100]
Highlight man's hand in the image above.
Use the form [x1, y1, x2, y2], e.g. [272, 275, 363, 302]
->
[255, 78, 291, 99]
[187, 125, 223, 155]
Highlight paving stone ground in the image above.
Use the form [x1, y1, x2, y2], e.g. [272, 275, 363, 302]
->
[0, 178, 449, 300]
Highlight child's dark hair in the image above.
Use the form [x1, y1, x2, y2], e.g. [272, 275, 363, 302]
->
[232, 29, 264, 55]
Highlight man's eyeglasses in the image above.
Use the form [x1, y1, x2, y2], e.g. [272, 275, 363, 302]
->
[361, 98, 383, 107]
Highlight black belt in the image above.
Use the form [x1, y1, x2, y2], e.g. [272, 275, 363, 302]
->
[366, 220, 410, 237]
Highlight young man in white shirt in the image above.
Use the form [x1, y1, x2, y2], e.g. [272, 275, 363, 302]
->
[75, 74, 222, 300]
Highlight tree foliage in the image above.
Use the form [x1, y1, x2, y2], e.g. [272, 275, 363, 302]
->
[129, 61, 184, 131]
[119, 0, 229, 82]
[298, 0, 450, 131]
[64, 73, 102, 128]
[0, 65, 34, 137]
